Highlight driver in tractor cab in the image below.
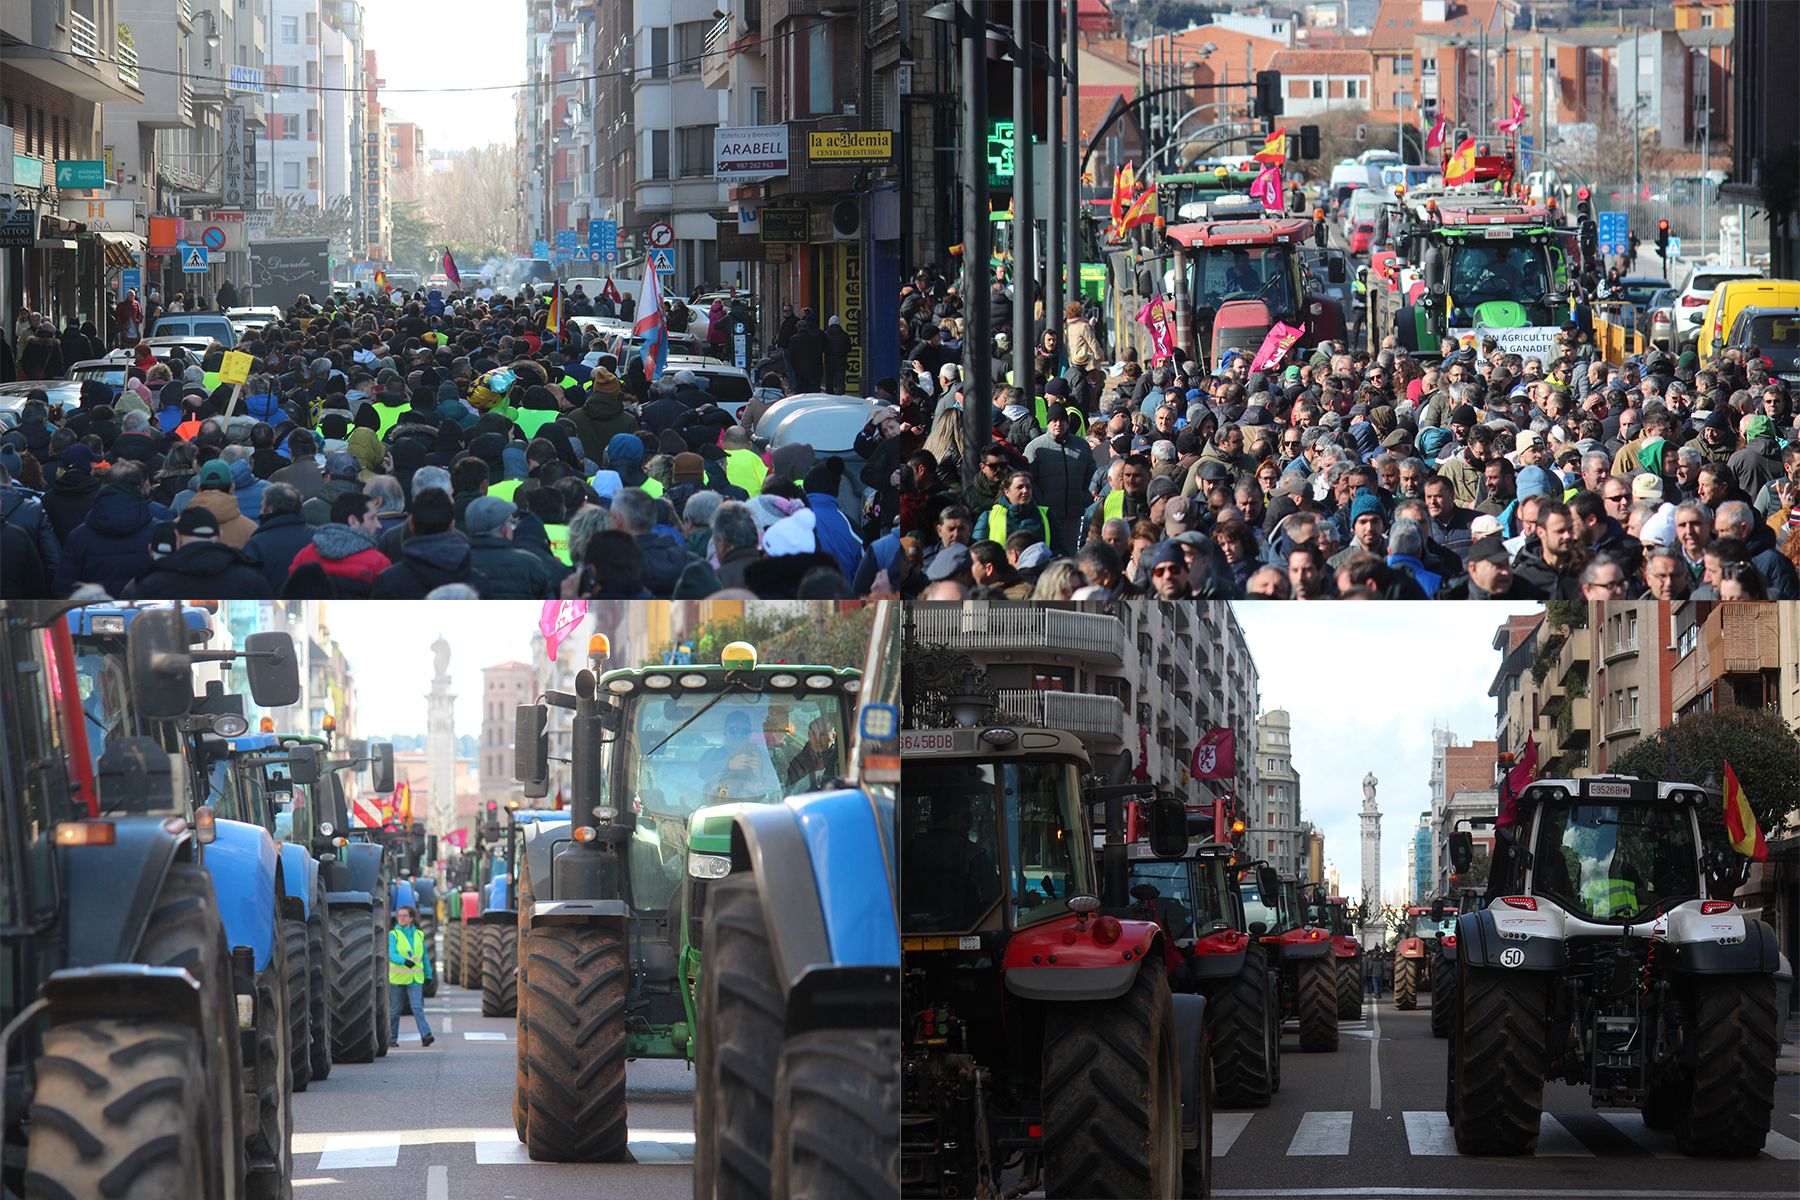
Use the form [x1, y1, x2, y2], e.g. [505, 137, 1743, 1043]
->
[703, 710, 782, 801]
[902, 791, 1001, 932]
[1473, 245, 1525, 298]
[780, 713, 840, 791]
[1553, 818, 1645, 919]
[1225, 250, 1262, 296]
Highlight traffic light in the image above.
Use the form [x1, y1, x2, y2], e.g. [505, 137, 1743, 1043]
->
[1656, 218, 1671, 255]
[1575, 187, 1598, 266]
[1254, 70, 1283, 120]
[1298, 124, 1320, 160]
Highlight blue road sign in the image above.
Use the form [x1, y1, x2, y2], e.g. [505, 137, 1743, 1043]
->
[649, 246, 675, 275]
[597, 220, 619, 264]
[555, 230, 578, 250]
[1666, 236, 1681, 260]
[179, 243, 209, 273]
[532, 239, 549, 259]
[1598, 210, 1629, 257]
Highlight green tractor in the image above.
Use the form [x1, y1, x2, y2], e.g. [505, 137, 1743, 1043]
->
[507, 637, 860, 1162]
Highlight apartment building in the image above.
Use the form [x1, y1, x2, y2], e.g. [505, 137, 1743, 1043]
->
[1256, 709, 1305, 879]
[387, 119, 425, 192]
[1669, 601, 1782, 718]
[479, 662, 535, 803]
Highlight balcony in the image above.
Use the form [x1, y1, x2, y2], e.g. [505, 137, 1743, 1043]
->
[701, 16, 730, 90]
[5, 5, 140, 103]
[909, 606, 1126, 666]
[117, 40, 142, 92]
[1557, 630, 1590, 690]
[69, 10, 99, 62]
[992, 689, 1128, 748]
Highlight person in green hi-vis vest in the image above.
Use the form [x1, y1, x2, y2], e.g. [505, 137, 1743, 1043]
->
[387, 906, 435, 1048]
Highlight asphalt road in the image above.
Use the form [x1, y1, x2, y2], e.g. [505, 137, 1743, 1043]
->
[1210, 988, 1800, 1199]
[290, 969, 694, 1200]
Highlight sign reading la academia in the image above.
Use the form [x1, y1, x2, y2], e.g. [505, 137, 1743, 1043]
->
[714, 125, 789, 179]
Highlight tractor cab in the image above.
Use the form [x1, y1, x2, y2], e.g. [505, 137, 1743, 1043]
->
[1161, 216, 1342, 370]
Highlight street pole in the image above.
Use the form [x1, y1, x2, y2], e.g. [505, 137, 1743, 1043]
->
[1046, 0, 1063, 345]
[1012, 0, 1034, 394]
[960, 0, 991, 491]
[1064, 0, 1080, 309]
[1699, 48, 1710, 260]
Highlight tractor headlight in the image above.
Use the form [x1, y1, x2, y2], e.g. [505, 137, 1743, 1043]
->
[687, 852, 732, 880]
[91, 615, 127, 635]
[236, 995, 256, 1029]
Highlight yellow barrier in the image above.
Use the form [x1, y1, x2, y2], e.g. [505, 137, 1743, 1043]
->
[1593, 301, 1644, 366]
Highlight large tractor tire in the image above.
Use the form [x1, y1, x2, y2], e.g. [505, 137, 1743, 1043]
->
[482, 925, 519, 1018]
[772, 1029, 900, 1200]
[520, 925, 630, 1161]
[1394, 956, 1419, 1010]
[306, 910, 331, 1083]
[463, 926, 489, 991]
[326, 907, 379, 1064]
[283, 918, 311, 1093]
[245, 932, 294, 1200]
[1042, 964, 1182, 1198]
[1181, 1017, 1214, 1198]
[445, 923, 462, 988]
[1430, 954, 1458, 1039]
[694, 875, 783, 1198]
[24, 1021, 218, 1200]
[1675, 974, 1779, 1157]
[1448, 964, 1548, 1155]
[1337, 957, 1363, 1021]
[1207, 944, 1277, 1108]
[135, 862, 242, 1194]
[1295, 957, 1339, 1052]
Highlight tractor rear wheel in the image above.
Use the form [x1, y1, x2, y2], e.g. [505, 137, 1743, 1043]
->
[463, 925, 489, 990]
[245, 938, 294, 1200]
[1448, 964, 1547, 1155]
[24, 1021, 217, 1200]
[307, 900, 331, 1083]
[1208, 944, 1276, 1108]
[695, 875, 783, 1198]
[1430, 954, 1458, 1039]
[772, 1029, 899, 1200]
[482, 926, 519, 1018]
[1394, 956, 1418, 1010]
[519, 925, 630, 1161]
[283, 918, 311, 1093]
[445, 922, 462, 987]
[326, 907, 378, 1064]
[1675, 975, 1779, 1157]
[1337, 957, 1363, 1021]
[1295, 957, 1339, 1052]
[1042, 964, 1182, 1198]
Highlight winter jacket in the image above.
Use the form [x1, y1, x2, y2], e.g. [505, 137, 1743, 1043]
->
[286, 525, 392, 598]
[0, 523, 47, 597]
[1728, 437, 1784, 500]
[270, 457, 326, 500]
[713, 545, 763, 591]
[1, 486, 61, 575]
[127, 540, 273, 599]
[187, 489, 260, 549]
[1743, 521, 1800, 601]
[242, 512, 316, 591]
[635, 530, 692, 598]
[43, 471, 105, 543]
[566, 391, 638, 460]
[1024, 431, 1096, 524]
[465, 534, 557, 599]
[1508, 540, 1582, 600]
[804, 492, 862, 581]
[52, 486, 157, 597]
[1435, 450, 1484, 510]
[371, 530, 488, 599]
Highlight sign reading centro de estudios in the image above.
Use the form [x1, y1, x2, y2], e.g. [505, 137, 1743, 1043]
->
[806, 131, 893, 165]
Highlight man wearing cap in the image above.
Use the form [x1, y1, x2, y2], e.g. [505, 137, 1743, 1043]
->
[924, 541, 974, 589]
[1438, 534, 1526, 599]
[1688, 407, 1736, 467]
[185, 457, 260, 548]
[464, 495, 557, 599]
[126, 506, 273, 599]
[271, 430, 328, 500]
[301, 451, 369, 527]
[1025, 403, 1095, 555]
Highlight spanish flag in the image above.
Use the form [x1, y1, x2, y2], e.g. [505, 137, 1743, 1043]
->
[544, 281, 562, 334]
[1723, 761, 1769, 861]
[1117, 184, 1158, 234]
[1254, 128, 1288, 164]
[1444, 137, 1478, 185]
[1110, 164, 1128, 227]
[374, 268, 388, 292]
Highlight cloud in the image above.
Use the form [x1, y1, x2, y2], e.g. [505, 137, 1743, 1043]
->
[1230, 602, 1540, 903]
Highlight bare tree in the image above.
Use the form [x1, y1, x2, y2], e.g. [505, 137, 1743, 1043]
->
[420, 144, 519, 259]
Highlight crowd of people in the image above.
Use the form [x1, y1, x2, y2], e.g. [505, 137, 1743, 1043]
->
[3, 270, 1798, 602]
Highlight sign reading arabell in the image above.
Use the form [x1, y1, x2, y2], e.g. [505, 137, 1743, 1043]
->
[714, 125, 789, 179]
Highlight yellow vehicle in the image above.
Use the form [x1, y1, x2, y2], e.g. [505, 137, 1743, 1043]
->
[1591, 301, 1647, 367]
[1697, 277, 1800, 366]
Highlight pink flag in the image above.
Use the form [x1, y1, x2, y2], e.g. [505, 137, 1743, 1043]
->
[1135, 296, 1174, 364]
[1425, 113, 1448, 151]
[1249, 163, 1284, 212]
[443, 828, 469, 851]
[1248, 320, 1305, 374]
[1496, 94, 1525, 133]
[539, 600, 589, 661]
[441, 248, 462, 290]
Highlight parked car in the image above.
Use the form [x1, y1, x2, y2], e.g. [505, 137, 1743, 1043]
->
[1671, 264, 1763, 351]
[0, 380, 84, 414]
[65, 359, 129, 393]
[1647, 287, 1679, 350]
[662, 357, 753, 418]
[1698, 277, 1800, 366]
[756, 394, 877, 514]
[149, 313, 235, 348]
[103, 336, 216, 366]
[225, 306, 283, 340]
[1724, 304, 1800, 386]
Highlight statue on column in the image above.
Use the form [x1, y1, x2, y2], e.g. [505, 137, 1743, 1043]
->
[1362, 772, 1378, 805]
[433, 636, 451, 679]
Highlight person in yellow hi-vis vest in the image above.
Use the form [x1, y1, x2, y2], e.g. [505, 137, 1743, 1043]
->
[721, 426, 768, 495]
[387, 906, 435, 1048]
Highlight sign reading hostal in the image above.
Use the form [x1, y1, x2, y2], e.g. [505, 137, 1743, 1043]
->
[714, 125, 788, 179]
[806, 131, 893, 165]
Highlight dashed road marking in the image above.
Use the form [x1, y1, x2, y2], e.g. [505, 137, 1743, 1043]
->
[426, 1164, 448, 1200]
[1287, 1110, 1352, 1155]
[1402, 1111, 1457, 1156]
[1213, 1112, 1255, 1157]
[463, 1031, 508, 1041]
[1535, 1114, 1595, 1157]
[315, 1134, 401, 1169]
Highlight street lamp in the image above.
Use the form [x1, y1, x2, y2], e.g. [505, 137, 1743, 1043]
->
[200, 10, 221, 69]
[945, 663, 988, 729]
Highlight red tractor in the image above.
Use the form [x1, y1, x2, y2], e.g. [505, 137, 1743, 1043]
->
[901, 728, 1213, 1198]
[1391, 901, 1459, 1011]
[1309, 890, 1365, 1021]
[1163, 213, 1345, 372]
[1240, 869, 1339, 1052]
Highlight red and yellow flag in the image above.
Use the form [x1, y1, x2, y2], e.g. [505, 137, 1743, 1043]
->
[1723, 760, 1769, 862]
[1444, 137, 1478, 185]
[1117, 183, 1158, 235]
[1110, 164, 1128, 227]
[1254, 127, 1288, 164]
[374, 268, 388, 292]
[544, 281, 563, 333]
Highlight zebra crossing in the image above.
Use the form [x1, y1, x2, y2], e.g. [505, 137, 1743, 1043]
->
[307, 1128, 696, 1170]
[1209, 1107, 1800, 1161]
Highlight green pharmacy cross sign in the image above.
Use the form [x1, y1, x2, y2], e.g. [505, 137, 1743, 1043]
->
[987, 120, 1015, 186]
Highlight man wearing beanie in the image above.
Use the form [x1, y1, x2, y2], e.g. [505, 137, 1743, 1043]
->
[127, 505, 272, 598]
[1329, 491, 1388, 571]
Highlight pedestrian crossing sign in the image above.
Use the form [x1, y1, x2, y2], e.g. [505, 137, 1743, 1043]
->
[649, 247, 675, 274]
[181, 244, 209, 272]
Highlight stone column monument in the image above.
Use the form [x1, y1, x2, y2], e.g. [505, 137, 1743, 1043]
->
[426, 637, 456, 840]
[1360, 771, 1382, 949]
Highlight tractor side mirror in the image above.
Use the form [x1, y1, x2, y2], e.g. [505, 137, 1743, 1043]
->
[127, 608, 195, 721]
[426, 835, 438, 864]
[288, 744, 321, 785]
[98, 737, 178, 815]
[1448, 831, 1473, 873]
[370, 743, 395, 794]
[242, 632, 301, 709]
[1423, 246, 1445, 292]
[1248, 921, 1268, 937]
[1258, 866, 1280, 907]
[514, 704, 549, 795]
[1328, 258, 1347, 284]
[1431, 898, 1446, 921]
[1147, 794, 1187, 859]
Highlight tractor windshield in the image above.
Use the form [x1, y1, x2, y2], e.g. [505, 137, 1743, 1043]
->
[1183, 245, 1299, 312]
[1531, 801, 1700, 922]
[1448, 239, 1553, 304]
[71, 645, 132, 767]
[1410, 913, 1458, 939]
[1239, 879, 1281, 932]
[899, 756, 1092, 934]
[628, 690, 846, 817]
[1129, 859, 1231, 942]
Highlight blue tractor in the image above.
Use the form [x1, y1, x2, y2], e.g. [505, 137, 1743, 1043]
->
[475, 807, 567, 1020]
[63, 603, 305, 1198]
[310, 742, 398, 1062]
[691, 600, 902, 1198]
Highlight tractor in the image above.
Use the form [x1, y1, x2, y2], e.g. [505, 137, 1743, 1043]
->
[1240, 871, 1339, 1052]
[1444, 774, 1782, 1157]
[1161, 211, 1344, 371]
[506, 637, 863, 1163]
[472, 804, 565, 1020]
[63, 603, 305, 1198]
[901, 726, 1212, 1198]
[692, 598, 903, 1199]
[1126, 832, 1283, 1108]
[1313, 891, 1365, 1020]
[1391, 902, 1458, 1011]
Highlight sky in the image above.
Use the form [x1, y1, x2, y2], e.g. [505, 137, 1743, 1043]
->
[1230, 601, 1542, 906]
[362, 1, 527, 153]
[325, 601, 546, 741]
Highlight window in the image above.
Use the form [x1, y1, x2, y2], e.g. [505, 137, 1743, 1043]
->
[281, 16, 298, 43]
[1625, 612, 1638, 650]
[306, 61, 317, 86]
[1420, 55, 1437, 73]
[649, 128, 669, 179]
[751, 85, 768, 124]
[648, 27, 669, 79]
[256, 162, 268, 190]
[1700, 10, 1713, 27]
[808, 20, 833, 114]
[1312, 79, 1324, 98]
[1628, 687, 1639, 725]
[307, 109, 317, 137]
[280, 115, 298, 140]
[1392, 90, 1407, 108]
[283, 161, 301, 188]
[1345, 79, 1364, 99]
[305, 12, 316, 38]
[674, 20, 708, 74]
[1396, 55, 1413, 76]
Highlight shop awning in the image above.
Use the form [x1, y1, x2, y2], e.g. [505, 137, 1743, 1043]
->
[93, 231, 146, 273]
[32, 238, 77, 251]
